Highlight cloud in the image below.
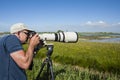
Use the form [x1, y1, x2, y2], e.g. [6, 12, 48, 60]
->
[82, 21, 109, 27]
[114, 22, 120, 27]
[112, 22, 120, 26]
[118, 22, 120, 25]
[75, 21, 120, 32]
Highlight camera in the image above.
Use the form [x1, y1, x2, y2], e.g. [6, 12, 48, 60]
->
[28, 31, 78, 51]
[28, 31, 78, 42]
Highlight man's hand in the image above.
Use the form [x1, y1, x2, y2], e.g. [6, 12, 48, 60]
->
[29, 34, 40, 48]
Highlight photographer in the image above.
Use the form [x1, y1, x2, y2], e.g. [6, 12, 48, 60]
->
[0, 23, 40, 80]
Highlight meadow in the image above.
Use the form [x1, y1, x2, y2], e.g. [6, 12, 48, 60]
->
[25, 40, 120, 80]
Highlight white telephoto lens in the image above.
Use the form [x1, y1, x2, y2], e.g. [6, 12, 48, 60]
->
[39, 32, 78, 43]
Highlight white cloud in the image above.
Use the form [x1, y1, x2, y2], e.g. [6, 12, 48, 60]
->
[78, 21, 120, 32]
[111, 22, 120, 27]
[98, 21, 104, 23]
[81, 20, 110, 27]
[86, 21, 92, 25]
[117, 22, 120, 25]
[81, 21, 109, 27]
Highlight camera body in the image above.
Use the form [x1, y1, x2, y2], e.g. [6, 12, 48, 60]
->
[27, 31, 44, 52]
[28, 30, 37, 38]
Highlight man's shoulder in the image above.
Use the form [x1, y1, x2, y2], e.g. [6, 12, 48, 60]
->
[3, 34, 18, 41]
[0, 34, 19, 46]
[6, 34, 16, 38]
[1, 34, 16, 39]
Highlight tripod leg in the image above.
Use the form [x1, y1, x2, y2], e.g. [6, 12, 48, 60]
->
[47, 62, 50, 80]
[48, 59, 54, 80]
[36, 59, 47, 80]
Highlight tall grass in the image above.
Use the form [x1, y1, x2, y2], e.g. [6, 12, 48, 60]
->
[26, 59, 120, 80]
[24, 41, 120, 80]
[51, 41, 120, 73]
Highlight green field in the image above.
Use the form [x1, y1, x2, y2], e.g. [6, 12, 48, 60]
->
[24, 40, 120, 80]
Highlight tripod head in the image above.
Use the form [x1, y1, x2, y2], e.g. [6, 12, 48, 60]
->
[46, 44, 54, 57]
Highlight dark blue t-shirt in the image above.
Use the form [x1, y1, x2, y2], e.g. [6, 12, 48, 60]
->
[0, 35, 27, 80]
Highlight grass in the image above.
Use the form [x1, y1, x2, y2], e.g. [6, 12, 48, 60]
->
[26, 59, 120, 80]
[24, 40, 120, 80]
[51, 41, 120, 73]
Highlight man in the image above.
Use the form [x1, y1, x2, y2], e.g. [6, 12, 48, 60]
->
[0, 23, 40, 80]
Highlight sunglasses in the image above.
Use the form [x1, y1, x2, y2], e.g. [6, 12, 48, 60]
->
[23, 32, 29, 36]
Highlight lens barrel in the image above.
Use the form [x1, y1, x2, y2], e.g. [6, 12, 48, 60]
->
[39, 32, 78, 43]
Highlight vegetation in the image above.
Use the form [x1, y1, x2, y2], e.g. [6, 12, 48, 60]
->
[24, 40, 120, 80]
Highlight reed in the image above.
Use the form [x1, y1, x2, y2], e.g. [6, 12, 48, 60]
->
[24, 41, 120, 80]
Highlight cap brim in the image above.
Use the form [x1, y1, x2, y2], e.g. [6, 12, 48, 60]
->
[25, 29, 33, 31]
[26, 29, 35, 33]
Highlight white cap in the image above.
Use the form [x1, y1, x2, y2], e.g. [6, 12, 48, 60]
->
[10, 23, 31, 34]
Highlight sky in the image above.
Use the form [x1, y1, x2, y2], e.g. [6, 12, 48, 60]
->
[0, 0, 120, 32]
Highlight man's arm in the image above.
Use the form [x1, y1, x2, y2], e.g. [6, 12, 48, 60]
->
[10, 34, 40, 70]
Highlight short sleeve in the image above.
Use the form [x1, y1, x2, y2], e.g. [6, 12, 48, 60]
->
[5, 35, 23, 54]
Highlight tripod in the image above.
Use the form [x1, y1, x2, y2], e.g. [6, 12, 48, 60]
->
[36, 44, 54, 80]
